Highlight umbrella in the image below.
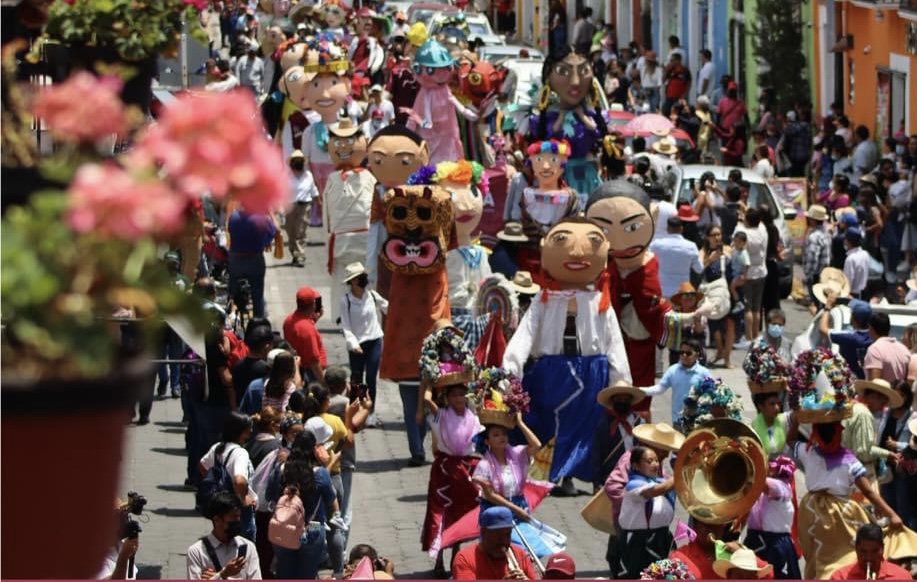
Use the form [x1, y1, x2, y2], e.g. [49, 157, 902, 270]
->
[439, 480, 554, 549]
[624, 113, 674, 135]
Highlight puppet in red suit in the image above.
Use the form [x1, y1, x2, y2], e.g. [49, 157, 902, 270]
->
[585, 180, 709, 415]
[379, 181, 457, 466]
[348, 8, 385, 85]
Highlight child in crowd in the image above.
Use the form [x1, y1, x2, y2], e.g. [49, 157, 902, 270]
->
[743, 456, 801, 579]
[729, 231, 749, 315]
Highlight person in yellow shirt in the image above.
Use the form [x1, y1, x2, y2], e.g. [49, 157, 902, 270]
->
[695, 95, 713, 155]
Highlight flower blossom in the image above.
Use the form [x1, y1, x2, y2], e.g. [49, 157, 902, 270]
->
[68, 163, 188, 241]
[32, 72, 127, 143]
[132, 90, 287, 213]
[181, 0, 209, 9]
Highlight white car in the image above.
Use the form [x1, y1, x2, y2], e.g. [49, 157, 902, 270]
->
[387, 0, 453, 19]
[477, 44, 543, 63]
[428, 11, 504, 46]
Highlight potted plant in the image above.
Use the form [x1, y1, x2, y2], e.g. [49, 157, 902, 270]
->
[1, 54, 287, 577]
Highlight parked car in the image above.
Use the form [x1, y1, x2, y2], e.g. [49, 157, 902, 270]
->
[428, 11, 504, 46]
[477, 44, 543, 63]
[406, 2, 457, 26]
[666, 165, 796, 297]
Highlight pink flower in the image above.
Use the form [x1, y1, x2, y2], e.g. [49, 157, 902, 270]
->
[68, 163, 188, 241]
[32, 72, 127, 143]
[132, 90, 287, 213]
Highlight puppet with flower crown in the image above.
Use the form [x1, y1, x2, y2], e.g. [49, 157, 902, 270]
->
[502, 216, 631, 489]
[521, 139, 578, 240]
[321, 0, 350, 39]
[402, 36, 478, 165]
[528, 46, 607, 210]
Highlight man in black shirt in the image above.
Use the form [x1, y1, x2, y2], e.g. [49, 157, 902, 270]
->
[231, 325, 273, 409]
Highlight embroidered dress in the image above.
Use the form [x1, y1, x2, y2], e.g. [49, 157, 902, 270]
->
[447, 245, 492, 350]
[613, 472, 675, 579]
[528, 108, 603, 209]
[520, 188, 578, 240]
[409, 85, 465, 165]
[503, 289, 631, 482]
[421, 408, 483, 556]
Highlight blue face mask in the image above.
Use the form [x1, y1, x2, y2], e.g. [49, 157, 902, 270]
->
[767, 324, 784, 339]
[896, 145, 906, 156]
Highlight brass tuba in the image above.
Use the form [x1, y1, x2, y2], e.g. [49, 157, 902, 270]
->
[673, 418, 768, 524]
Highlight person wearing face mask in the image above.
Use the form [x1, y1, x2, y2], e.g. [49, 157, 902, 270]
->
[754, 308, 791, 363]
[187, 491, 262, 579]
[339, 262, 387, 428]
[592, 382, 645, 494]
[199, 413, 259, 542]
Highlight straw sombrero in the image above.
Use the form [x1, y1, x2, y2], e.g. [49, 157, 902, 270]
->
[597, 380, 646, 408]
[854, 379, 904, 409]
[632, 423, 685, 452]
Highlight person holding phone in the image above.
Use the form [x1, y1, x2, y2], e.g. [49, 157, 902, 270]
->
[186, 491, 261, 579]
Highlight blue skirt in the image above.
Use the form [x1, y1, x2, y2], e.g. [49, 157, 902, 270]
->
[480, 497, 557, 559]
[744, 529, 800, 580]
[522, 354, 609, 482]
[564, 158, 601, 212]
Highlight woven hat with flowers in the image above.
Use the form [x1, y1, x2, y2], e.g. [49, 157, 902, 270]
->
[302, 38, 350, 81]
[468, 367, 531, 429]
[419, 325, 476, 389]
[639, 558, 695, 580]
[678, 376, 744, 433]
[788, 348, 855, 424]
[742, 340, 791, 394]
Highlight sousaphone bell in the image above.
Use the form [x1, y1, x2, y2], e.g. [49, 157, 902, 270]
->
[673, 418, 768, 524]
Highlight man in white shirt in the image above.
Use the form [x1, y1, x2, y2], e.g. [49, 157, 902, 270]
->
[648, 216, 704, 297]
[363, 85, 395, 132]
[695, 49, 714, 100]
[187, 492, 261, 579]
[666, 35, 687, 68]
[234, 43, 264, 97]
[843, 228, 870, 298]
[286, 149, 319, 267]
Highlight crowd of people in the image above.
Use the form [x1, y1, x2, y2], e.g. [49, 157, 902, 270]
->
[102, 0, 917, 579]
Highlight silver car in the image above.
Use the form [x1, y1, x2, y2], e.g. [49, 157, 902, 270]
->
[666, 165, 797, 297]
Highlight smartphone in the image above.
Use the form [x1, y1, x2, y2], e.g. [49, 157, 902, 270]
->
[689, 178, 696, 190]
[314, 296, 323, 313]
[237, 545, 247, 559]
[350, 383, 368, 402]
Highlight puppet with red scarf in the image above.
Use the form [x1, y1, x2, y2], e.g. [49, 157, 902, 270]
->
[347, 7, 385, 85]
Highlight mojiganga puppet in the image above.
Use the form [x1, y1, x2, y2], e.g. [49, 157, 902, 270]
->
[502, 217, 631, 493]
[324, 119, 376, 321]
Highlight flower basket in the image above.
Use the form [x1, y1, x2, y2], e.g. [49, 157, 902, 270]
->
[1, 357, 151, 578]
[749, 378, 788, 394]
[795, 407, 852, 424]
[478, 407, 516, 429]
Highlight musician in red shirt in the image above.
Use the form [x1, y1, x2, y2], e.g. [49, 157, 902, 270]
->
[829, 524, 913, 580]
[669, 519, 773, 580]
[452, 507, 536, 580]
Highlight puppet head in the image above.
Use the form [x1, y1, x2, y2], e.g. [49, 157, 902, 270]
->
[526, 139, 570, 191]
[585, 180, 654, 271]
[404, 22, 428, 58]
[322, 0, 348, 28]
[353, 6, 376, 38]
[279, 66, 310, 109]
[544, 46, 595, 109]
[540, 217, 609, 289]
[367, 125, 430, 188]
[461, 60, 500, 107]
[413, 38, 455, 89]
[301, 39, 351, 122]
[259, 0, 291, 16]
[432, 161, 486, 246]
[381, 184, 456, 275]
[260, 22, 290, 57]
[328, 119, 368, 169]
[280, 41, 307, 71]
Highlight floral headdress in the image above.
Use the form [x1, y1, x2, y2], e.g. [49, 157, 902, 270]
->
[525, 139, 571, 158]
[742, 340, 791, 384]
[639, 559, 695, 580]
[678, 376, 743, 433]
[408, 161, 489, 197]
[788, 348, 855, 413]
[419, 326, 476, 388]
[302, 38, 350, 77]
[468, 367, 530, 415]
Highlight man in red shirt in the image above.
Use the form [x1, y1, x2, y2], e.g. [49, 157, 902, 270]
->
[283, 286, 327, 382]
[669, 519, 773, 580]
[452, 507, 535, 580]
[830, 524, 913, 580]
[662, 52, 691, 116]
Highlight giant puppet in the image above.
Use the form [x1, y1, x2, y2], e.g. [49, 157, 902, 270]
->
[299, 39, 352, 226]
[324, 119, 376, 321]
[347, 7, 386, 85]
[528, 47, 606, 211]
[584, 180, 707, 414]
[502, 216, 631, 491]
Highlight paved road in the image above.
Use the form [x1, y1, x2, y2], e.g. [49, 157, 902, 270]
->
[118, 225, 812, 579]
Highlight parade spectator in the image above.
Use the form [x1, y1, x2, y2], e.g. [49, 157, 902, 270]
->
[640, 51, 663, 113]
[187, 492, 261, 579]
[863, 313, 911, 383]
[200, 413, 258, 541]
[802, 205, 831, 310]
[648, 216, 703, 298]
[227, 208, 276, 320]
[734, 207, 768, 345]
[232, 325, 273, 408]
[642, 339, 711, 426]
[286, 150, 318, 268]
[761, 207, 784, 314]
[261, 350, 299, 412]
[716, 81, 746, 133]
[843, 228, 869, 299]
[662, 53, 690, 116]
[571, 7, 595, 55]
[700, 226, 736, 368]
[695, 49, 714, 100]
[781, 110, 812, 177]
[235, 42, 264, 96]
[283, 287, 327, 382]
[245, 407, 282, 470]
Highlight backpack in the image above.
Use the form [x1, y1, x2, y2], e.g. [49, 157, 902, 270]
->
[268, 486, 306, 549]
[225, 330, 249, 370]
[196, 445, 238, 516]
[180, 348, 207, 402]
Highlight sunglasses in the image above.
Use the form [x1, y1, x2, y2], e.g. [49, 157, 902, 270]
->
[680, 350, 695, 356]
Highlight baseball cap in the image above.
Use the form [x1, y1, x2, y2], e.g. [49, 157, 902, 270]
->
[840, 212, 859, 226]
[369, 84, 383, 94]
[845, 227, 863, 243]
[544, 552, 576, 578]
[849, 299, 872, 327]
[296, 286, 319, 304]
[304, 416, 333, 446]
[480, 506, 514, 530]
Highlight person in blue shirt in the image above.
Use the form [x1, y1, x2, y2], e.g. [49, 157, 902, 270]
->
[228, 208, 277, 319]
[641, 338, 711, 425]
[829, 299, 874, 379]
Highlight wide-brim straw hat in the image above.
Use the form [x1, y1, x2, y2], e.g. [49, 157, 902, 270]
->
[497, 221, 529, 242]
[713, 548, 773, 579]
[812, 279, 849, 306]
[511, 271, 541, 296]
[855, 379, 904, 409]
[342, 261, 366, 283]
[818, 267, 850, 297]
[652, 138, 678, 155]
[805, 204, 829, 222]
[670, 282, 704, 310]
[632, 423, 685, 452]
[328, 118, 363, 138]
[597, 380, 646, 408]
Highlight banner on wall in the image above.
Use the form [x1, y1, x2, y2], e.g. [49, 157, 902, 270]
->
[770, 178, 808, 259]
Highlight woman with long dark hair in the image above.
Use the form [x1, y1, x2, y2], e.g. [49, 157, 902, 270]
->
[760, 204, 784, 315]
[700, 225, 735, 367]
[263, 351, 299, 412]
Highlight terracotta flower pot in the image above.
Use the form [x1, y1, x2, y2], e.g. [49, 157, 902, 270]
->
[1, 358, 150, 578]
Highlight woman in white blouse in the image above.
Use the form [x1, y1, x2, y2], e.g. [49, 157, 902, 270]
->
[339, 262, 387, 426]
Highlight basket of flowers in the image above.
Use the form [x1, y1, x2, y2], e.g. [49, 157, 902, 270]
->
[678, 376, 744, 433]
[640, 558, 696, 580]
[469, 367, 530, 429]
[743, 341, 791, 394]
[789, 348, 854, 424]
[419, 323, 477, 389]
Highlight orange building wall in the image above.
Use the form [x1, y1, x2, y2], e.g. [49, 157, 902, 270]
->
[842, 6, 917, 134]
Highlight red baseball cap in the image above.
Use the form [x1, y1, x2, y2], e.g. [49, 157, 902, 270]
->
[544, 552, 576, 578]
[296, 286, 319, 304]
[676, 203, 700, 222]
